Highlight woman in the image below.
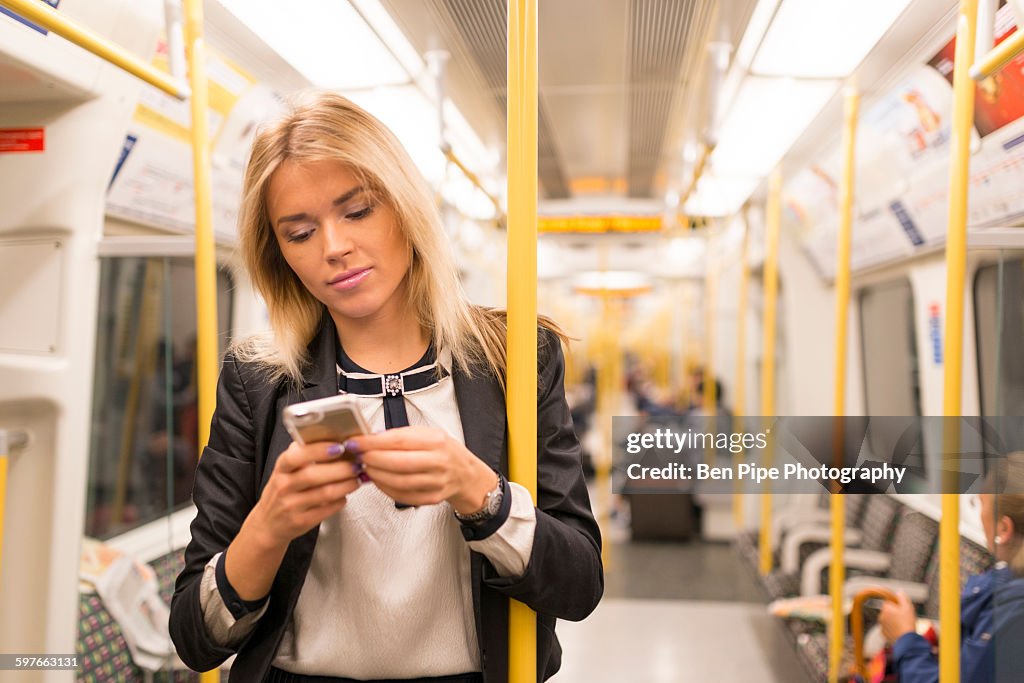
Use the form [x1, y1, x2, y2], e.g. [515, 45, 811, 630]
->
[879, 454, 1024, 682]
[169, 91, 603, 683]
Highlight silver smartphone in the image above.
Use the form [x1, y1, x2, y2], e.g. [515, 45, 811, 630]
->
[282, 394, 370, 448]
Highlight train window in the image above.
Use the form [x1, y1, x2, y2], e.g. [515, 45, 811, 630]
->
[859, 279, 921, 416]
[85, 257, 233, 539]
[975, 257, 1024, 417]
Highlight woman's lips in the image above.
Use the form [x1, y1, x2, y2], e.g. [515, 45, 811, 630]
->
[329, 268, 371, 290]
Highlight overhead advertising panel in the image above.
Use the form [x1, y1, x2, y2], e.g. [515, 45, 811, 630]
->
[790, 2, 1024, 278]
[105, 37, 281, 237]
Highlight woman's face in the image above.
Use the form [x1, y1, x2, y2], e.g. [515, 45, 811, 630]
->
[266, 159, 411, 326]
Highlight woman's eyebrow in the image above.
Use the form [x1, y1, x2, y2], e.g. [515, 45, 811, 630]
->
[332, 185, 366, 207]
[276, 186, 367, 227]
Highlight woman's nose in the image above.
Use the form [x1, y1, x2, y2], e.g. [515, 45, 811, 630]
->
[322, 219, 355, 262]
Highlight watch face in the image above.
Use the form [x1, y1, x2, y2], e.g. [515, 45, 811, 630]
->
[458, 481, 502, 523]
[484, 487, 502, 516]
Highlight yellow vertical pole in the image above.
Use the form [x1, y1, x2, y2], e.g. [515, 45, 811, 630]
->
[703, 235, 719, 416]
[597, 287, 615, 570]
[759, 169, 782, 576]
[507, 1, 538, 680]
[184, 3, 221, 682]
[941, 2, 977, 682]
[0, 438, 7, 582]
[829, 86, 859, 683]
[733, 217, 750, 528]
[184, 0, 218, 453]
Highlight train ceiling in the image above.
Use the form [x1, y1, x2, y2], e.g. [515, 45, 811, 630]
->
[381, 0, 758, 202]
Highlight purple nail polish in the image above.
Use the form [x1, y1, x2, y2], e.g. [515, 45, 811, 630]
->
[343, 439, 361, 455]
[327, 443, 344, 458]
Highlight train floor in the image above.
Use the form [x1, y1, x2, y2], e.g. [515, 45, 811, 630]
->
[550, 509, 812, 682]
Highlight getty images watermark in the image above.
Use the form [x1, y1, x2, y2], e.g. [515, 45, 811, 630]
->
[612, 416, 1024, 495]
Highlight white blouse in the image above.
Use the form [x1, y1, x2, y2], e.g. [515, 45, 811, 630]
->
[198, 357, 537, 678]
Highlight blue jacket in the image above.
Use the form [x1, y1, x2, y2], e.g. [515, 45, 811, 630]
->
[893, 565, 1024, 683]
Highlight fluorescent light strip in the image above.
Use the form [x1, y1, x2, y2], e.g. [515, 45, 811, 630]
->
[711, 76, 837, 177]
[347, 0, 427, 78]
[684, 174, 760, 217]
[217, 0, 407, 88]
[574, 271, 652, 291]
[752, 0, 915, 78]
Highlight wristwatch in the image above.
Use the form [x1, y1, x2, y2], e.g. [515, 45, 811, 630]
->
[454, 472, 504, 524]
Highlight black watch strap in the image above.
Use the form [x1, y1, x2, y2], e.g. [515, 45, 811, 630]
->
[458, 473, 512, 541]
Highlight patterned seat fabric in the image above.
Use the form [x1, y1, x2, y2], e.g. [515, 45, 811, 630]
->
[76, 548, 223, 683]
[797, 631, 861, 683]
[76, 592, 141, 683]
[886, 511, 940, 583]
[857, 495, 902, 552]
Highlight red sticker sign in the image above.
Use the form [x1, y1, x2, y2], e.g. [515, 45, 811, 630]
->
[0, 128, 45, 153]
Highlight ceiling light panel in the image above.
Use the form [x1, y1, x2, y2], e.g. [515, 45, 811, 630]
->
[684, 174, 760, 217]
[218, 0, 408, 88]
[711, 76, 837, 177]
[752, 0, 915, 78]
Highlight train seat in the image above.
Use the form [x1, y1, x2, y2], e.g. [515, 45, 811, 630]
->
[760, 495, 900, 600]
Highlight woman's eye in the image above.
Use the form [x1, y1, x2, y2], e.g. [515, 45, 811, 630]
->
[287, 230, 313, 243]
[347, 205, 375, 221]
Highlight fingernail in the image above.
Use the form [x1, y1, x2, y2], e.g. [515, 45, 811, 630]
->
[353, 460, 364, 473]
[327, 443, 344, 458]
[358, 472, 371, 483]
[343, 439, 361, 455]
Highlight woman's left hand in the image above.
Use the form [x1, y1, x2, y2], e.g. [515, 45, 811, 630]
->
[347, 426, 498, 513]
[879, 592, 917, 643]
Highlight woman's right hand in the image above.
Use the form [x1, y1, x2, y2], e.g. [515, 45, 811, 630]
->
[249, 441, 362, 547]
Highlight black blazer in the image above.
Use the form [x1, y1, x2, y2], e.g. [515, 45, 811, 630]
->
[169, 315, 604, 682]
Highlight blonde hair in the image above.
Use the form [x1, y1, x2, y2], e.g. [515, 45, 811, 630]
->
[986, 452, 1024, 576]
[234, 90, 565, 387]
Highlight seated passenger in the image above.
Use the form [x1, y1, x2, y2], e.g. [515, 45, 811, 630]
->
[879, 454, 1024, 683]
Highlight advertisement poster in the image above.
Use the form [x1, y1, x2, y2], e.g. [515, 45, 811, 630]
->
[106, 38, 281, 236]
[793, 1, 1024, 276]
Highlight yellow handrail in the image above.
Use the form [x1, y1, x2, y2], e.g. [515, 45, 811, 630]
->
[0, 0, 188, 99]
[442, 147, 506, 223]
[969, 22, 1024, 80]
[733, 216, 750, 528]
[679, 142, 713, 207]
[759, 168, 782, 576]
[941, 2, 978, 682]
[703, 235, 719, 417]
[507, 1, 538, 680]
[184, 0, 218, 458]
[0, 430, 27, 584]
[182, 1, 221, 680]
[829, 86, 859, 683]
[0, 434, 8, 582]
